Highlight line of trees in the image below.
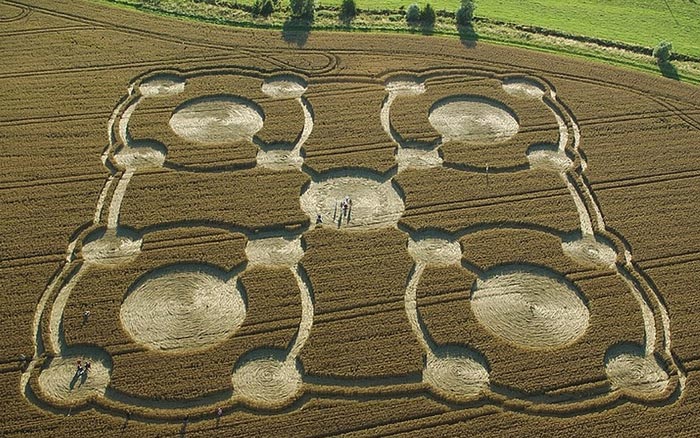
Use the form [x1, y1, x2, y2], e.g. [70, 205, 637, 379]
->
[253, 0, 315, 20]
[252, 0, 476, 28]
[406, 1, 475, 27]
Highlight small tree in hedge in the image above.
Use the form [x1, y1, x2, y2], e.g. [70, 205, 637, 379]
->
[253, 0, 275, 17]
[290, 0, 315, 20]
[340, 0, 357, 22]
[421, 3, 436, 26]
[653, 41, 673, 64]
[406, 3, 421, 24]
[456, 0, 475, 26]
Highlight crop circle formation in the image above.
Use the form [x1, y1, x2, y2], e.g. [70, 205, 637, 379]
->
[17, 24, 686, 426]
[120, 266, 246, 351]
[169, 95, 264, 144]
[471, 267, 590, 349]
[428, 97, 520, 143]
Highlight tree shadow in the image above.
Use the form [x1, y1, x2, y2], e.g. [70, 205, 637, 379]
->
[658, 61, 679, 80]
[339, 11, 355, 26]
[282, 18, 311, 47]
[457, 23, 478, 48]
[420, 22, 435, 35]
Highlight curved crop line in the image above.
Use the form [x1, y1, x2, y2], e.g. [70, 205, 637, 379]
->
[287, 265, 314, 361]
[0, 2, 30, 22]
[47, 268, 86, 354]
[292, 96, 314, 155]
[550, 85, 686, 391]
[404, 263, 431, 355]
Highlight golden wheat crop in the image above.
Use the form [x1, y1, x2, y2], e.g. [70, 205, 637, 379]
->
[2, 0, 699, 436]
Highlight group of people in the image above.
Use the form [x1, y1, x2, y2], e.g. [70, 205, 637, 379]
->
[76, 360, 91, 377]
[316, 195, 353, 226]
[340, 195, 352, 217]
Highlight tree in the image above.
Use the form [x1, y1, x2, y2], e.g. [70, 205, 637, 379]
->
[290, 0, 314, 19]
[406, 3, 421, 24]
[421, 3, 436, 26]
[252, 0, 275, 17]
[456, 0, 475, 26]
[340, 0, 357, 22]
[653, 41, 673, 64]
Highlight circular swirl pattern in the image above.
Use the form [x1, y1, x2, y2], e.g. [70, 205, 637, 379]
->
[169, 95, 263, 144]
[38, 353, 111, 402]
[606, 352, 669, 396]
[423, 353, 489, 401]
[120, 266, 245, 351]
[429, 97, 519, 143]
[471, 266, 589, 349]
[82, 231, 142, 266]
[232, 354, 302, 409]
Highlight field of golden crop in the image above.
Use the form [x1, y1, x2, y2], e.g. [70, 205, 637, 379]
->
[1, 0, 700, 436]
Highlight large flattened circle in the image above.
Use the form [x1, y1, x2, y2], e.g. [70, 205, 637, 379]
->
[471, 266, 589, 350]
[169, 95, 263, 144]
[120, 266, 245, 352]
[429, 96, 519, 143]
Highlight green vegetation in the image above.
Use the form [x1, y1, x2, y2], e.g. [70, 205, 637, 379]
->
[455, 0, 475, 26]
[406, 3, 420, 24]
[474, 0, 699, 58]
[232, 0, 700, 57]
[421, 3, 436, 26]
[339, 0, 357, 22]
[290, 0, 315, 19]
[654, 41, 673, 64]
[252, 0, 276, 17]
[405, 3, 435, 27]
[100, 0, 700, 84]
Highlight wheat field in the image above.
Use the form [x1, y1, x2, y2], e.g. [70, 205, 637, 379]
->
[1, 0, 700, 436]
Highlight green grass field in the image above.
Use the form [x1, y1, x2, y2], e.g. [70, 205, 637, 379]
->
[240, 0, 700, 57]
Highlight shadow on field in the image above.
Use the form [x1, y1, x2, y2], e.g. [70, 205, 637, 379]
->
[457, 23, 478, 48]
[282, 18, 311, 47]
[658, 61, 679, 80]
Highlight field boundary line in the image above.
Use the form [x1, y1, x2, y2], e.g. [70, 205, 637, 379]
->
[593, 170, 700, 191]
[638, 250, 700, 270]
[0, 24, 94, 37]
[403, 187, 570, 217]
[0, 254, 64, 270]
[0, 112, 111, 128]
[578, 109, 700, 127]
[0, 53, 240, 79]
[0, 174, 106, 190]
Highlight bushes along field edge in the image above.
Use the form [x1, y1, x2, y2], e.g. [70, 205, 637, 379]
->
[104, 0, 700, 65]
